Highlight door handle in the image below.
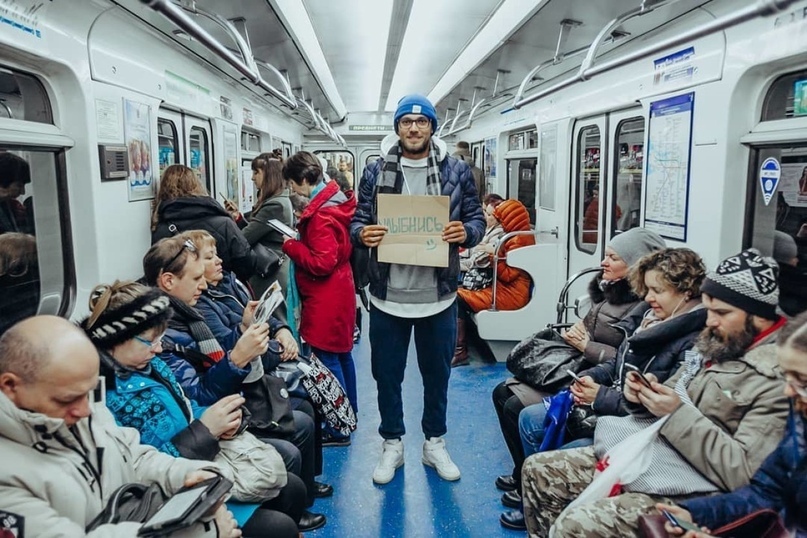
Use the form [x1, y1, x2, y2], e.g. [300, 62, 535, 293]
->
[539, 227, 559, 237]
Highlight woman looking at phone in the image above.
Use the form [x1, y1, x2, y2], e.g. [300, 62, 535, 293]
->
[81, 280, 307, 538]
[502, 248, 707, 531]
[655, 310, 807, 538]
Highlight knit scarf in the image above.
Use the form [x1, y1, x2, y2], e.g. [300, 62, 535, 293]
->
[167, 295, 226, 367]
[380, 139, 442, 195]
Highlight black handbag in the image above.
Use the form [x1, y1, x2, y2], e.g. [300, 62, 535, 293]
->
[461, 266, 494, 290]
[252, 242, 284, 279]
[86, 483, 167, 532]
[242, 372, 296, 438]
[505, 327, 586, 393]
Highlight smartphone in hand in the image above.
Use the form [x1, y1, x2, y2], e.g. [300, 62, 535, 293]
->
[661, 510, 702, 534]
[566, 369, 583, 383]
[624, 363, 653, 388]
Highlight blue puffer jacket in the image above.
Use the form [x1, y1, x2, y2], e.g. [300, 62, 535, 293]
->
[100, 352, 218, 461]
[159, 326, 251, 406]
[195, 271, 287, 352]
[683, 405, 807, 536]
[349, 134, 486, 300]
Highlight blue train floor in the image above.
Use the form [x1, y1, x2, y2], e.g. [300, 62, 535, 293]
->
[307, 319, 524, 538]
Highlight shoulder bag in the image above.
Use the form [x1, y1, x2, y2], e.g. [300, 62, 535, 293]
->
[241, 372, 296, 438]
[85, 483, 167, 532]
[216, 431, 288, 502]
[252, 242, 284, 279]
[298, 353, 357, 437]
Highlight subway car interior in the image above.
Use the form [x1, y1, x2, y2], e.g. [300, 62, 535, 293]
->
[1, 0, 807, 536]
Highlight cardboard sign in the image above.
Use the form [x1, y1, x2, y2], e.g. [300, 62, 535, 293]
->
[377, 194, 449, 267]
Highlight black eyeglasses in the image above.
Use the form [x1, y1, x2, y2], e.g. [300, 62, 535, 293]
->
[163, 239, 197, 272]
[399, 117, 430, 129]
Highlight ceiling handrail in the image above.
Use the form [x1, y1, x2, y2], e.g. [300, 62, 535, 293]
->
[139, 0, 297, 109]
[446, 97, 487, 136]
[513, 0, 798, 110]
[253, 59, 298, 109]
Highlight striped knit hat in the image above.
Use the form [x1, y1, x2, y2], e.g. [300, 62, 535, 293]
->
[81, 288, 172, 349]
[700, 248, 780, 320]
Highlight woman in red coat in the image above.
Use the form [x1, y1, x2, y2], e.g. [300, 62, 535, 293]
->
[282, 152, 358, 443]
[454, 199, 535, 366]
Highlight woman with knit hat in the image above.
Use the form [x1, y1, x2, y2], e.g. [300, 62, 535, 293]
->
[453, 199, 535, 367]
[80, 280, 308, 537]
[492, 227, 666, 512]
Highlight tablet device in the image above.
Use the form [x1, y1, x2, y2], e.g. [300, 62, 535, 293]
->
[138, 476, 232, 537]
[267, 218, 297, 238]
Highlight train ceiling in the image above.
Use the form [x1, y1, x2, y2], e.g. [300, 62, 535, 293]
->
[120, 0, 713, 129]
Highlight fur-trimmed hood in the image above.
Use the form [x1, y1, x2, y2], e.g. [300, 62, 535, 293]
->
[588, 274, 639, 306]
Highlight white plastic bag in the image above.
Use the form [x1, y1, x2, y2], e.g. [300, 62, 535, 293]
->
[549, 415, 669, 537]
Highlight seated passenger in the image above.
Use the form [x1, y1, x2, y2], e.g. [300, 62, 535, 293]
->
[0, 152, 32, 235]
[459, 193, 504, 274]
[151, 164, 260, 283]
[0, 315, 238, 537]
[492, 227, 665, 500]
[521, 249, 789, 537]
[501, 247, 707, 530]
[142, 236, 327, 531]
[656, 310, 807, 537]
[454, 199, 535, 366]
[0, 232, 39, 334]
[80, 281, 305, 538]
[773, 229, 807, 317]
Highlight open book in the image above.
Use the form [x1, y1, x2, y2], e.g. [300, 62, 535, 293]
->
[253, 280, 284, 325]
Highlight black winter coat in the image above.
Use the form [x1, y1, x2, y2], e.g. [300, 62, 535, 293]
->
[152, 196, 258, 282]
[581, 276, 643, 364]
[579, 302, 707, 416]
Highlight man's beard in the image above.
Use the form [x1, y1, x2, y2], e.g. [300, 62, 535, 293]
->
[401, 136, 430, 155]
[694, 316, 759, 363]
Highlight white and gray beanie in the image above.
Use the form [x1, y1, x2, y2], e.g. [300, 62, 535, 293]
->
[700, 248, 780, 320]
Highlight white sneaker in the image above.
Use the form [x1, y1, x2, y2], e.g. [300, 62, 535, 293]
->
[372, 438, 404, 485]
[422, 437, 461, 481]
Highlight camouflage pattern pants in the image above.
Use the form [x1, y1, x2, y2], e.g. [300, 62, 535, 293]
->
[522, 446, 676, 538]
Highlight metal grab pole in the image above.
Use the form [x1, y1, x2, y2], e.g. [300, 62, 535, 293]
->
[488, 230, 540, 312]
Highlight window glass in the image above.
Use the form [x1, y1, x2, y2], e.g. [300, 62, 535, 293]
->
[314, 150, 355, 191]
[241, 131, 260, 153]
[507, 158, 536, 224]
[762, 69, 807, 121]
[613, 117, 645, 236]
[0, 148, 69, 334]
[576, 126, 601, 253]
[539, 125, 557, 211]
[0, 68, 52, 124]
[188, 126, 210, 192]
[157, 118, 178, 179]
[508, 128, 538, 151]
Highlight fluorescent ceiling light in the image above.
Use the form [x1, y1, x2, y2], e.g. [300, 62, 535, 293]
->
[269, 0, 348, 120]
[353, 0, 393, 111]
[428, 0, 549, 106]
[386, 0, 547, 111]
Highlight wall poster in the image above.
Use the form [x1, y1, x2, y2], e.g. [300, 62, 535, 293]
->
[644, 92, 694, 241]
[780, 162, 807, 207]
[484, 136, 497, 179]
[123, 99, 155, 202]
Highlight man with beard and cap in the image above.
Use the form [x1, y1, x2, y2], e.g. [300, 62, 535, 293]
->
[519, 248, 790, 538]
[350, 94, 485, 485]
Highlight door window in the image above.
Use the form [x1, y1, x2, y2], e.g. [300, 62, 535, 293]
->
[0, 69, 52, 124]
[314, 150, 355, 191]
[157, 118, 178, 178]
[507, 158, 537, 224]
[576, 126, 601, 252]
[188, 126, 210, 192]
[612, 117, 645, 235]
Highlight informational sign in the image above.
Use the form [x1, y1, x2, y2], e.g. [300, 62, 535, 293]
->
[759, 157, 781, 206]
[780, 162, 807, 208]
[653, 47, 695, 86]
[0, 0, 45, 39]
[349, 125, 394, 132]
[123, 99, 154, 202]
[165, 71, 210, 112]
[95, 98, 122, 143]
[644, 93, 694, 241]
[484, 136, 497, 179]
[377, 194, 449, 267]
[539, 124, 557, 211]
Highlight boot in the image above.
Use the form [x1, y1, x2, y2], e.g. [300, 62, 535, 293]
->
[452, 318, 469, 367]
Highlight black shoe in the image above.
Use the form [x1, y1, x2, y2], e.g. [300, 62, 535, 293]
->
[501, 490, 522, 509]
[495, 474, 517, 491]
[322, 432, 351, 447]
[298, 510, 327, 532]
[314, 481, 333, 498]
[500, 509, 526, 531]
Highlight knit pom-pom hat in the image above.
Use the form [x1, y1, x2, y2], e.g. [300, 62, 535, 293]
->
[81, 287, 172, 349]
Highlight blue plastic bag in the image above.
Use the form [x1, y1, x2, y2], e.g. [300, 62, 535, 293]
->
[538, 389, 575, 452]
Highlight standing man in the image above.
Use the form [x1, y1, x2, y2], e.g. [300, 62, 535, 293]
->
[453, 141, 485, 201]
[350, 94, 485, 485]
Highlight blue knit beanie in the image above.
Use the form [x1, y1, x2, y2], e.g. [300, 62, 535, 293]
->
[394, 94, 438, 133]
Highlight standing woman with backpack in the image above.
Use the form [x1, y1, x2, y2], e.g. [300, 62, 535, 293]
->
[282, 151, 358, 445]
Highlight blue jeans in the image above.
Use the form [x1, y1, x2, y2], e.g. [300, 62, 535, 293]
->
[518, 401, 593, 457]
[369, 300, 457, 439]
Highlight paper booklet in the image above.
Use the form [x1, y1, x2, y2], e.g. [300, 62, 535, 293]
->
[253, 280, 284, 325]
[267, 218, 297, 238]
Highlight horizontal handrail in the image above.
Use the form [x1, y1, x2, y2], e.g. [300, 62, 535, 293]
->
[513, 0, 798, 110]
[446, 98, 487, 135]
[254, 59, 297, 108]
[488, 230, 540, 312]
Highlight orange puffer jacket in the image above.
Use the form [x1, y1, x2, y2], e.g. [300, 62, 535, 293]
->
[458, 199, 535, 313]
